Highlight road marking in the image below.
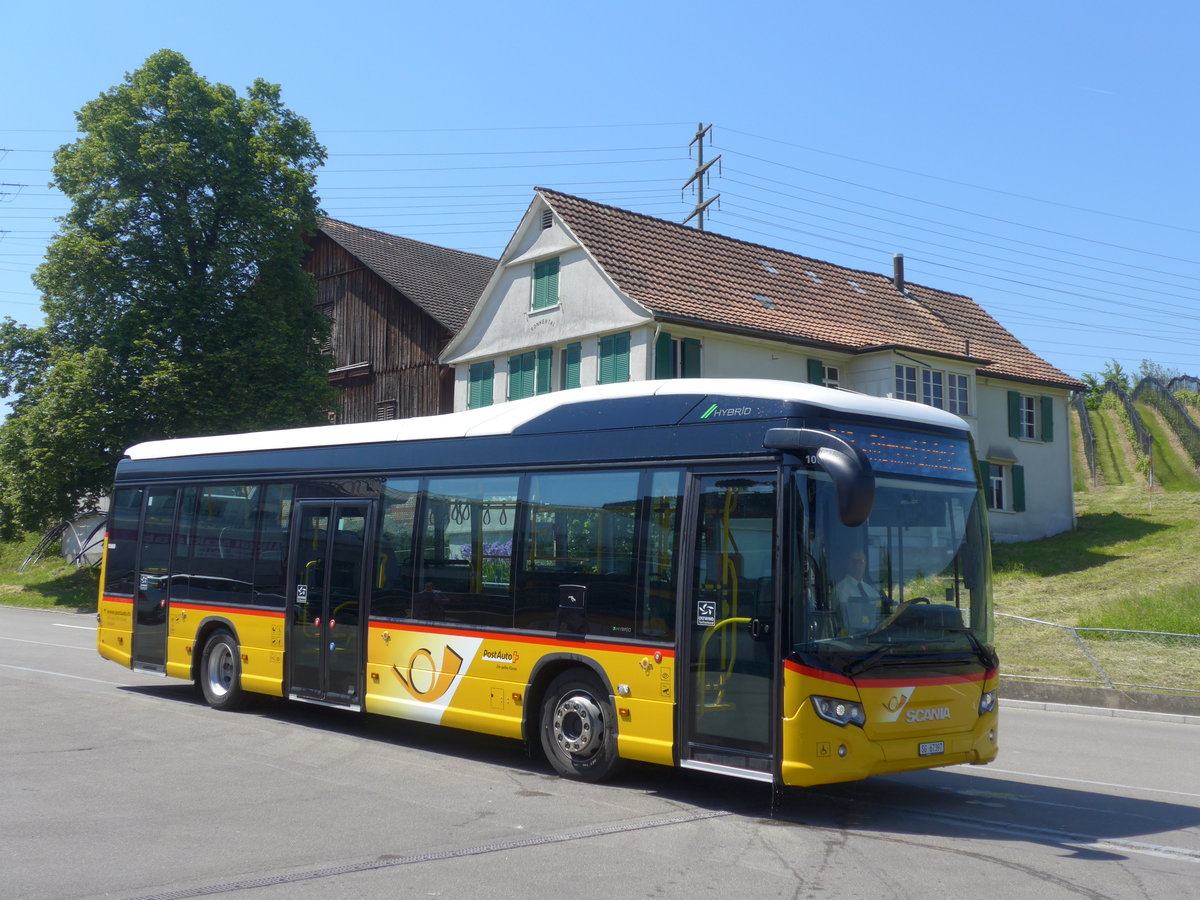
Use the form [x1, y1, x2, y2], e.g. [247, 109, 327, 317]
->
[54, 623, 95, 630]
[0, 635, 91, 651]
[0, 662, 128, 686]
[903, 805, 1200, 864]
[959, 765, 1200, 801]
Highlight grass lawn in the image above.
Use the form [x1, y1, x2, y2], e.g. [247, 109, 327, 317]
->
[0, 534, 99, 614]
[992, 485, 1200, 691]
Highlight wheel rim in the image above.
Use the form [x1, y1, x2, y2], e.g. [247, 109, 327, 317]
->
[552, 692, 603, 758]
[206, 641, 235, 698]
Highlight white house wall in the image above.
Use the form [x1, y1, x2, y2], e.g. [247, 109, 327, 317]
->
[974, 379, 1075, 542]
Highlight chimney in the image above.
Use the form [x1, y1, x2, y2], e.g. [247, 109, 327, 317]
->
[893, 253, 905, 292]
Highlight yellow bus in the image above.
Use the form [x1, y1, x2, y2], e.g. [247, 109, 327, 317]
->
[98, 379, 997, 786]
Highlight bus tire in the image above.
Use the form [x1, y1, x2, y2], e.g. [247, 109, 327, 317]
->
[539, 670, 621, 782]
[199, 630, 246, 711]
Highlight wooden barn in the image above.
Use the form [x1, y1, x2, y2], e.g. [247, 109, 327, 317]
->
[304, 218, 496, 423]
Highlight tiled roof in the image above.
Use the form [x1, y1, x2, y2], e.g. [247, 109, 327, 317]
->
[317, 218, 496, 333]
[538, 189, 1081, 389]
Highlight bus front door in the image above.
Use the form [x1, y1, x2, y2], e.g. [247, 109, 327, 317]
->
[131, 487, 177, 674]
[679, 472, 779, 783]
[287, 501, 371, 709]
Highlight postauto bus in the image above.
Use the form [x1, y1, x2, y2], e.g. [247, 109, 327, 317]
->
[97, 378, 998, 787]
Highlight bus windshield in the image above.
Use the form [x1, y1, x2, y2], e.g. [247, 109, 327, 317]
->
[792, 469, 993, 670]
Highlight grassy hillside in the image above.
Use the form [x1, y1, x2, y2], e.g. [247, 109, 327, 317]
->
[0, 534, 99, 612]
[1074, 387, 1200, 492]
[992, 485, 1200, 691]
[1136, 401, 1200, 491]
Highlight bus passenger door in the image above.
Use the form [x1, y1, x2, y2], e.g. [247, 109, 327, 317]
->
[287, 501, 372, 709]
[679, 472, 779, 782]
[131, 487, 177, 674]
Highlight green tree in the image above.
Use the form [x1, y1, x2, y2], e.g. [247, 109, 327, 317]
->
[0, 50, 334, 537]
[1080, 359, 1132, 409]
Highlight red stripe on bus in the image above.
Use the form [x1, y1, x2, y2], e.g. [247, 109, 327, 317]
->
[170, 602, 285, 619]
[368, 620, 675, 659]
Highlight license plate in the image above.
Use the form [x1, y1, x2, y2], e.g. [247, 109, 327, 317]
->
[919, 741, 945, 757]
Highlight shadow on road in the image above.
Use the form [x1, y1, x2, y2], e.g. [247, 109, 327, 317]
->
[120, 682, 1200, 862]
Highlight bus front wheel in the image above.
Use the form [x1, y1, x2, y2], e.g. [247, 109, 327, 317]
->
[199, 630, 246, 711]
[539, 671, 620, 782]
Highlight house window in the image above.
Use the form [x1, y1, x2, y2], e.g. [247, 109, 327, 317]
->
[655, 332, 701, 379]
[823, 366, 840, 389]
[468, 361, 494, 409]
[1019, 396, 1037, 439]
[532, 256, 560, 311]
[981, 461, 1025, 512]
[375, 399, 398, 421]
[598, 332, 630, 384]
[509, 348, 553, 400]
[921, 370, 944, 409]
[895, 365, 918, 402]
[947, 374, 970, 416]
[1008, 391, 1054, 442]
[562, 342, 581, 390]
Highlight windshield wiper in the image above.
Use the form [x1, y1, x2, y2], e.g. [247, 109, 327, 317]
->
[843, 644, 895, 677]
[947, 627, 998, 669]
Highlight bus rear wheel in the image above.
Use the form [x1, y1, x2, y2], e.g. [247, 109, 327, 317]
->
[539, 671, 620, 782]
[199, 630, 246, 711]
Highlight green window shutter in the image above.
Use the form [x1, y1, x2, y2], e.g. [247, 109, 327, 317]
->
[509, 352, 534, 400]
[532, 256, 560, 310]
[1040, 396, 1054, 442]
[682, 338, 701, 378]
[613, 332, 630, 382]
[599, 333, 630, 384]
[654, 331, 673, 379]
[536, 347, 553, 395]
[1007, 391, 1021, 438]
[599, 336, 614, 384]
[1012, 465, 1026, 512]
[563, 342, 581, 389]
[978, 460, 991, 508]
[468, 361, 494, 409]
[807, 358, 825, 385]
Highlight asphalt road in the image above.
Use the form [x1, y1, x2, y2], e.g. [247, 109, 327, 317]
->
[2, 605, 1198, 899]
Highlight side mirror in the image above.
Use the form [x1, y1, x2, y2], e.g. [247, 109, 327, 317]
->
[763, 427, 875, 526]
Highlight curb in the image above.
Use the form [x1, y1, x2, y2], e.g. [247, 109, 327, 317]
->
[999, 676, 1200, 718]
[1002, 698, 1200, 726]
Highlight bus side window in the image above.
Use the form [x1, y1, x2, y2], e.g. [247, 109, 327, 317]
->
[419, 476, 518, 628]
[252, 483, 293, 609]
[516, 469, 641, 635]
[638, 469, 683, 641]
[371, 479, 418, 619]
[104, 487, 145, 597]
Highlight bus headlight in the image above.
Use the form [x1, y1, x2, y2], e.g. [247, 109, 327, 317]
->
[979, 689, 997, 715]
[812, 696, 865, 727]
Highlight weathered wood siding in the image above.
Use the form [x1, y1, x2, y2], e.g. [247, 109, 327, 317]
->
[305, 234, 454, 423]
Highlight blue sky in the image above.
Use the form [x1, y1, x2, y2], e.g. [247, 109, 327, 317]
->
[3, 0, 1199, 386]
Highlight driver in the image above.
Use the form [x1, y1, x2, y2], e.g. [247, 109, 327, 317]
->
[834, 549, 885, 634]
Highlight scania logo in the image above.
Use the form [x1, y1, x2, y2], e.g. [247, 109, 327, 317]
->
[905, 706, 951, 723]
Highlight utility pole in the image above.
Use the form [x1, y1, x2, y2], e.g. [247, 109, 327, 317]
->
[682, 123, 720, 230]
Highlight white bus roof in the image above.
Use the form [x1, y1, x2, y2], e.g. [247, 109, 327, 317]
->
[124, 378, 969, 461]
